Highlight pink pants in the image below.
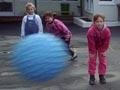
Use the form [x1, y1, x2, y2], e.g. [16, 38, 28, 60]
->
[88, 50, 107, 75]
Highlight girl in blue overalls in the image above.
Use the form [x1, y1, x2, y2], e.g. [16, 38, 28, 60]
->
[21, 2, 43, 37]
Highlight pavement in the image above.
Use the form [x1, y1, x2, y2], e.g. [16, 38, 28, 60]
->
[0, 22, 120, 90]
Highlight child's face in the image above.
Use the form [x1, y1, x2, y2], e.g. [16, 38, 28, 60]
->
[26, 6, 35, 15]
[94, 17, 104, 30]
[45, 16, 53, 24]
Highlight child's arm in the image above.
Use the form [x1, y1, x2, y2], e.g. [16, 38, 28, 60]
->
[21, 16, 26, 37]
[54, 20, 71, 41]
[87, 30, 96, 54]
[101, 28, 111, 52]
[36, 15, 43, 33]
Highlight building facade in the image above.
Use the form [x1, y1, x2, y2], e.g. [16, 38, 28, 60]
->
[0, 0, 80, 16]
[83, 0, 120, 21]
[0, 0, 120, 26]
[74, 0, 120, 27]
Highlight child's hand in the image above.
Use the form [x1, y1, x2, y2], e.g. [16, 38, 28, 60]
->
[65, 38, 69, 41]
[21, 35, 25, 39]
[101, 52, 106, 56]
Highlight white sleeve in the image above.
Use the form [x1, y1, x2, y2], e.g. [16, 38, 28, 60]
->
[21, 16, 27, 37]
[36, 15, 43, 33]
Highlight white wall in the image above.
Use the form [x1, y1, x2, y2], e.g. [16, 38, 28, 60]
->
[37, 1, 60, 16]
[37, 1, 80, 16]
[13, 0, 80, 16]
[14, 0, 34, 16]
[84, 0, 118, 21]
[93, 0, 118, 21]
[115, 0, 120, 4]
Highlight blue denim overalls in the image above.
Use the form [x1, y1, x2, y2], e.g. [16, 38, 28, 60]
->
[25, 15, 39, 36]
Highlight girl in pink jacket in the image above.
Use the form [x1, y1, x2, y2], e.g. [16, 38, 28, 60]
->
[87, 14, 111, 85]
[44, 11, 77, 61]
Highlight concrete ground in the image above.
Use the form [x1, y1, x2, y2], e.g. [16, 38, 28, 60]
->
[0, 22, 120, 90]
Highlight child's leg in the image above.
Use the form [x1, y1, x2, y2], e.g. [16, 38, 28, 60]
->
[63, 38, 77, 60]
[88, 51, 97, 85]
[88, 51, 97, 75]
[98, 50, 107, 84]
[98, 51, 107, 75]
[69, 47, 74, 56]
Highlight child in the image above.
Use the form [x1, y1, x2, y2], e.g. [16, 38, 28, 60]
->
[21, 2, 43, 37]
[43, 11, 77, 60]
[87, 14, 111, 85]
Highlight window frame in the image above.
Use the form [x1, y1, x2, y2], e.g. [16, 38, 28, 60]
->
[99, 0, 113, 2]
[84, 0, 94, 13]
[98, 0, 115, 5]
[0, 0, 15, 16]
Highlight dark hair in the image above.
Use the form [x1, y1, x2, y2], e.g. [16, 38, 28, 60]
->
[43, 11, 54, 18]
[93, 14, 105, 22]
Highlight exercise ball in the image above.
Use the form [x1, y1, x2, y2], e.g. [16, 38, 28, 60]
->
[11, 33, 71, 82]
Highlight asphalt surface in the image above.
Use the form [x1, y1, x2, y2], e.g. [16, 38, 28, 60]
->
[0, 22, 120, 90]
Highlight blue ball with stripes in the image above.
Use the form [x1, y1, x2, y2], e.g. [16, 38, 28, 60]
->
[11, 33, 71, 82]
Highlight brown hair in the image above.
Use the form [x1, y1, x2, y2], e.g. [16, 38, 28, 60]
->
[25, 2, 36, 11]
[44, 11, 56, 18]
[93, 14, 105, 22]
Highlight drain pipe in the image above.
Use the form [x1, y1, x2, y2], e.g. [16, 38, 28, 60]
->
[34, 0, 37, 14]
[80, 0, 83, 16]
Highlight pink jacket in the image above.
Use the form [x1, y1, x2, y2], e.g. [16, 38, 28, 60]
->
[46, 19, 72, 40]
[87, 24, 111, 53]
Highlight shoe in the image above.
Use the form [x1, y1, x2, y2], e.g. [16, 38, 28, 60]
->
[99, 75, 106, 84]
[89, 75, 95, 85]
[70, 53, 78, 61]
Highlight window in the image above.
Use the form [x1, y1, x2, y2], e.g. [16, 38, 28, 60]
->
[99, 0, 115, 5]
[66, 0, 78, 1]
[84, 0, 94, 13]
[0, 0, 15, 16]
[100, 0, 112, 1]
[0, 2, 13, 12]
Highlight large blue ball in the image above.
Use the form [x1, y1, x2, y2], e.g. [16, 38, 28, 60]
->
[11, 33, 71, 82]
